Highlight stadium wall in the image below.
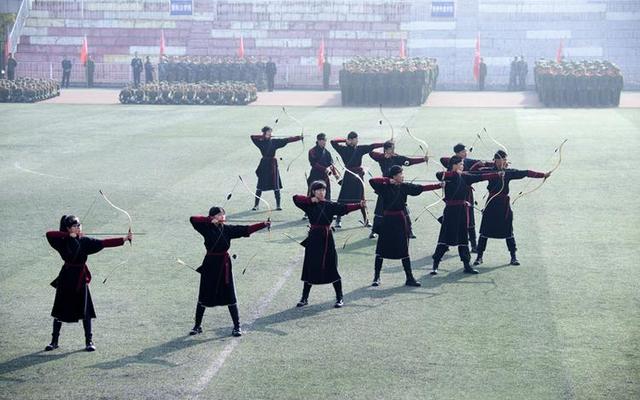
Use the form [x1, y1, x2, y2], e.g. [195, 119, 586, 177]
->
[12, 0, 640, 89]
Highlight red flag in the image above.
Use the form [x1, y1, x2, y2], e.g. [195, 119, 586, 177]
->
[160, 30, 166, 57]
[237, 36, 245, 58]
[317, 38, 325, 70]
[473, 34, 481, 81]
[80, 35, 88, 64]
[400, 39, 406, 58]
[556, 39, 564, 63]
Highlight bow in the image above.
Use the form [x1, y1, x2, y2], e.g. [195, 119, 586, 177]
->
[511, 139, 567, 205]
[283, 107, 305, 172]
[98, 190, 133, 284]
[482, 128, 509, 211]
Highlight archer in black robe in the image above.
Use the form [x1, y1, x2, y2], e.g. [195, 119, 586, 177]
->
[292, 194, 362, 307]
[251, 133, 302, 209]
[474, 167, 547, 266]
[307, 144, 338, 201]
[330, 135, 383, 227]
[369, 145, 426, 237]
[369, 175, 441, 287]
[45, 230, 126, 350]
[430, 170, 501, 275]
[189, 215, 268, 336]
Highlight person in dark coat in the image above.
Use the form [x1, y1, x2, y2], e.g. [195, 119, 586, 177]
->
[292, 181, 364, 308]
[61, 55, 72, 88]
[45, 215, 132, 352]
[368, 140, 427, 239]
[440, 143, 493, 253]
[144, 56, 154, 83]
[322, 60, 331, 90]
[85, 55, 95, 88]
[251, 126, 303, 210]
[474, 150, 549, 266]
[189, 207, 269, 337]
[307, 133, 339, 201]
[7, 53, 17, 80]
[265, 58, 277, 92]
[430, 156, 502, 275]
[369, 166, 442, 287]
[509, 56, 518, 91]
[330, 131, 384, 228]
[131, 52, 143, 86]
[478, 57, 487, 91]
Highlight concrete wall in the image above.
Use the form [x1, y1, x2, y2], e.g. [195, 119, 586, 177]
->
[14, 0, 640, 89]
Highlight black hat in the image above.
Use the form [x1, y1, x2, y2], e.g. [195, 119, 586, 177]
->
[310, 180, 327, 192]
[494, 150, 507, 160]
[388, 165, 403, 178]
[448, 155, 463, 170]
[261, 126, 272, 134]
[316, 133, 327, 141]
[453, 143, 466, 153]
[208, 206, 225, 217]
[347, 131, 358, 140]
[383, 140, 394, 150]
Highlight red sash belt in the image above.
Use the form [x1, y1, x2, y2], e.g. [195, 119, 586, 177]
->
[383, 210, 405, 216]
[206, 251, 231, 284]
[63, 262, 91, 291]
[308, 225, 330, 269]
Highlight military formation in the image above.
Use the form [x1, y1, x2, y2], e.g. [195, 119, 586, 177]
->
[339, 57, 439, 107]
[118, 81, 257, 105]
[157, 55, 268, 91]
[0, 78, 60, 103]
[534, 59, 623, 107]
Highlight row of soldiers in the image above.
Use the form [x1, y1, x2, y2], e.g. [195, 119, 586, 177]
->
[118, 81, 257, 105]
[534, 59, 623, 107]
[0, 78, 60, 103]
[157, 55, 272, 91]
[339, 57, 439, 107]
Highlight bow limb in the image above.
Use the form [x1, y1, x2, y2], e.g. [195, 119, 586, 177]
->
[237, 175, 272, 239]
[379, 105, 395, 142]
[99, 190, 132, 245]
[511, 139, 567, 205]
[480, 128, 509, 211]
[283, 107, 306, 172]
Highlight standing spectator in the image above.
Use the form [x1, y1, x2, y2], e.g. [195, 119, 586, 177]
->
[519, 55, 528, 90]
[265, 57, 276, 92]
[508, 56, 518, 91]
[158, 55, 168, 82]
[61, 55, 72, 88]
[144, 56, 154, 83]
[7, 53, 17, 81]
[478, 57, 487, 91]
[131, 52, 143, 87]
[85, 55, 95, 88]
[322, 59, 331, 90]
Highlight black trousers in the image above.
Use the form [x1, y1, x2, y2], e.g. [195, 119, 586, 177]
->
[433, 244, 471, 264]
[301, 280, 343, 301]
[195, 303, 240, 329]
[62, 71, 70, 88]
[477, 235, 517, 255]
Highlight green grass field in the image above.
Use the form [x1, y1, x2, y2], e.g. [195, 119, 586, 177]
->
[0, 104, 638, 400]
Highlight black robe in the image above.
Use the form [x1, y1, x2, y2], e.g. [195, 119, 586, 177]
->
[479, 168, 545, 238]
[307, 145, 336, 200]
[435, 171, 500, 246]
[293, 195, 361, 284]
[190, 216, 266, 307]
[331, 139, 383, 203]
[251, 135, 302, 191]
[369, 178, 440, 259]
[46, 231, 125, 323]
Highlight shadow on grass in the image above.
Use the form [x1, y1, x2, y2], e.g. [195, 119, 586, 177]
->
[88, 332, 231, 370]
[0, 349, 85, 380]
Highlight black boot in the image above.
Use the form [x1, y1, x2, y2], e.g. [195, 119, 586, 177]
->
[333, 280, 344, 308]
[229, 305, 242, 337]
[252, 190, 262, 211]
[463, 261, 479, 274]
[274, 190, 282, 211]
[372, 256, 382, 286]
[473, 252, 483, 266]
[403, 259, 421, 287]
[430, 259, 440, 275]
[45, 319, 62, 351]
[297, 282, 311, 307]
[190, 303, 205, 335]
[83, 318, 95, 351]
[510, 252, 520, 266]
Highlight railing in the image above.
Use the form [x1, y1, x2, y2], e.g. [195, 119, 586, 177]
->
[8, 0, 31, 54]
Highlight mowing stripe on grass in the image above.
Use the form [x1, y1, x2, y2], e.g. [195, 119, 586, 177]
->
[192, 252, 302, 398]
